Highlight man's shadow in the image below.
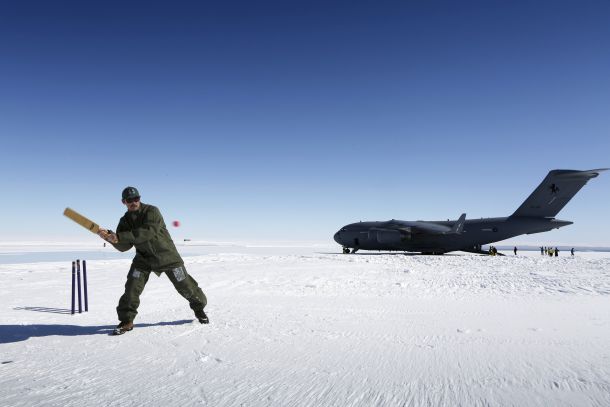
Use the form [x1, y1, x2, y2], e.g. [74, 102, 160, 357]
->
[0, 319, 194, 344]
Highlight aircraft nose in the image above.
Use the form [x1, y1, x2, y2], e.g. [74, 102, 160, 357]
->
[333, 231, 342, 245]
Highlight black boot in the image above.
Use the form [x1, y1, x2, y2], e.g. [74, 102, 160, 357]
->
[194, 309, 209, 324]
[112, 321, 134, 335]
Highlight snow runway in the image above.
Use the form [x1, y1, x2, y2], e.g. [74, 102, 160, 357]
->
[1, 246, 609, 406]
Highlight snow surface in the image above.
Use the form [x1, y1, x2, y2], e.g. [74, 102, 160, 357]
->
[1, 244, 609, 407]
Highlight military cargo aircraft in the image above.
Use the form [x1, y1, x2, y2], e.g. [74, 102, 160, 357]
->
[334, 169, 607, 254]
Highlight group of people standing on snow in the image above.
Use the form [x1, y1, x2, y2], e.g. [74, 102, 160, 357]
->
[539, 246, 575, 257]
[488, 246, 576, 256]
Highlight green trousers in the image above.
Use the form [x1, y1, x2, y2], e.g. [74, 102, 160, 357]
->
[117, 264, 207, 323]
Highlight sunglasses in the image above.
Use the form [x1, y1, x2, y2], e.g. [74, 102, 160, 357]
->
[125, 197, 140, 204]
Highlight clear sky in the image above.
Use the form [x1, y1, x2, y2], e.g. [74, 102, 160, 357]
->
[1, 1, 609, 245]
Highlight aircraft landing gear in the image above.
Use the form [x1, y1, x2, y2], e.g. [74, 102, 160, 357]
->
[351, 248, 359, 254]
[342, 247, 350, 254]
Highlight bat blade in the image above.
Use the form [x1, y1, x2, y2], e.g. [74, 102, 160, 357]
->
[63, 207, 100, 234]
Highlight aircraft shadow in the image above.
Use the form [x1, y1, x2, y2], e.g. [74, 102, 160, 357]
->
[0, 319, 193, 344]
[317, 252, 462, 256]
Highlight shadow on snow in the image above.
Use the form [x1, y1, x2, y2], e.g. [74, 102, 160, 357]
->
[0, 319, 193, 344]
[14, 306, 73, 315]
[316, 252, 463, 256]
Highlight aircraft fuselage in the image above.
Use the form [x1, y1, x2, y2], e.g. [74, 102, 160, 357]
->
[334, 217, 572, 254]
[334, 169, 605, 254]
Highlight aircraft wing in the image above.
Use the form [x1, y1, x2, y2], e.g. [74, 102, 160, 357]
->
[388, 214, 466, 235]
[447, 213, 466, 234]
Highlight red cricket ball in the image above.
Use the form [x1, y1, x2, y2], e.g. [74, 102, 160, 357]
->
[172, 220, 180, 227]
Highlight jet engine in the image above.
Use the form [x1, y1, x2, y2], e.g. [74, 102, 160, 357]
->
[369, 228, 411, 244]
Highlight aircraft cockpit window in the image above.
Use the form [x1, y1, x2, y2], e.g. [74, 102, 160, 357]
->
[340, 228, 347, 232]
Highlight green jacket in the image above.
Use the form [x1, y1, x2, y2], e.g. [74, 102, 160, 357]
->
[111, 203, 183, 270]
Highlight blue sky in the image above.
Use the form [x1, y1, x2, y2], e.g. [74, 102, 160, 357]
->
[1, 1, 609, 245]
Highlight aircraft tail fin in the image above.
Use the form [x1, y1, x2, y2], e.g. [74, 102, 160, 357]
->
[511, 169, 608, 218]
[447, 213, 466, 234]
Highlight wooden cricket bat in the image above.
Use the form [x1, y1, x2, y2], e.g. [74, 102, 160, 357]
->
[63, 207, 101, 234]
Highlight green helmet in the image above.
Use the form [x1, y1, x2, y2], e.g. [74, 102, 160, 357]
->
[122, 186, 140, 200]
